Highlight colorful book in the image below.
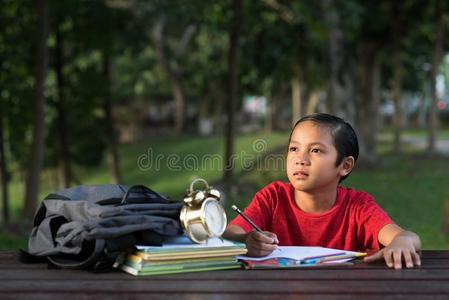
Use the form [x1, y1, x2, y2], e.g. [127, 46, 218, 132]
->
[237, 246, 364, 263]
[241, 257, 356, 269]
[237, 246, 366, 269]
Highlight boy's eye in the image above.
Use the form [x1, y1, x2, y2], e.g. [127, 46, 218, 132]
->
[311, 148, 321, 153]
[289, 146, 297, 152]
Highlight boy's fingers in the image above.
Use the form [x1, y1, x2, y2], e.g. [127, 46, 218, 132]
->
[363, 250, 383, 263]
[383, 250, 394, 268]
[392, 250, 402, 269]
[247, 246, 274, 257]
[402, 251, 413, 268]
[266, 232, 279, 244]
[253, 231, 277, 244]
[248, 232, 276, 246]
[412, 251, 421, 266]
[261, 231, 279, 244]
[247, 235, 278, 257]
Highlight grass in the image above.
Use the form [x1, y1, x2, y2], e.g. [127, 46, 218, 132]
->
[1, 129, 449, 250]
[346, 155, 449, 249]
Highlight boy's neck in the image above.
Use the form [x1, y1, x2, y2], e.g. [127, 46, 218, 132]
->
[294, 187, 338, 214]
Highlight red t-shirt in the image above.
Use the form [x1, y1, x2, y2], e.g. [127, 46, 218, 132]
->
[229, 181, 393, 252]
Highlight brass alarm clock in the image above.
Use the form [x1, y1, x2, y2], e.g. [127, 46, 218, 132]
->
[180, 178, 227, 243]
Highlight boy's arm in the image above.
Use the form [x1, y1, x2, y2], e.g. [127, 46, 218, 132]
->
[364, 223, 421, 269]
[223, 224, 248, 243]
[378, 224, 421, 251]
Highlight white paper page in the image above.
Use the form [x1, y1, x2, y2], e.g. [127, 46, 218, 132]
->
[136, 235, 235, 250]
[237, 246, 360, 262]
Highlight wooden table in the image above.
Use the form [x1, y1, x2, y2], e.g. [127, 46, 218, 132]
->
[0, 251, 448, 299]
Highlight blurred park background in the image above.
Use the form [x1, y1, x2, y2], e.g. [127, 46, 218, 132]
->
[1, 0, 449, 251]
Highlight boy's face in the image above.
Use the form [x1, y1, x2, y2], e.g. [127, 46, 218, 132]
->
[286, 121, 351, 193]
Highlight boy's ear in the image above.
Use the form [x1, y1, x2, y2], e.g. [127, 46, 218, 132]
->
[339, 156, 355, 177]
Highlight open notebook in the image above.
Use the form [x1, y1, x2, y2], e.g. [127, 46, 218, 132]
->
[237, 246, 366, 269]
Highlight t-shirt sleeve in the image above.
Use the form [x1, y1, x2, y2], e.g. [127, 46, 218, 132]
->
[356, 193, 394, 251]
[228, 187, 273, 233]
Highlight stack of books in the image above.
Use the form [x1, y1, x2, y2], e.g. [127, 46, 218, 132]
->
[114, 235, 247, 276]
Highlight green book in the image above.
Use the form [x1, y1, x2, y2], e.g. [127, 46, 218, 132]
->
[115, 261, 242, 276]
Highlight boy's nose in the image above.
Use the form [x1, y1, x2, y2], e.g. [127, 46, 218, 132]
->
[295, 154, 309, 165]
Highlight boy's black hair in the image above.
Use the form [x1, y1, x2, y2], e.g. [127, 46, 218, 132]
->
[289, 113, 359, 182]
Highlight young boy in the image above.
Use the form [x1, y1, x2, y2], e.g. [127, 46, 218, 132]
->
[224, 113, 421, 269]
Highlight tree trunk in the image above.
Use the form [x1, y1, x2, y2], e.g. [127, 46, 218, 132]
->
[428, 0, 444, 152]
[224, 0, 242, 183]
[55, 18, 72, 187]
[0, 106, 9, 222]
[355, 43, 381, 165]
[152, 20, 195, 135]
[391, 6, 403, 154]
[210, 80, 225, 134]
[102, 53, 121, 184]
[391, 53, 402, 154]
[263, 79, 273, 133]
[23, 0, 48, 219]
[306, 90, 321, 115]
[322, 0, 356, 123]
[265, 96, 273, 133]
[291, 76, 302, 125]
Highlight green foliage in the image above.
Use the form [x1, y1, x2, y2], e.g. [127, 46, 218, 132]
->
[2, 0, 449, 249]
[0, 0, 35, 170]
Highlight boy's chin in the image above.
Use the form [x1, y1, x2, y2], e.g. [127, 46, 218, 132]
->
[289, 180, 311, 191]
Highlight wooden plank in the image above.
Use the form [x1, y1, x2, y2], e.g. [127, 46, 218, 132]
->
[2, 291, 448, 300]
[421, 251, 449, 259]
[2, 258, 449, 271]
[0, 251, 448, 299]
[0, 279, 448, 294]
[0, 293, 448, 300]
[1, 268, 449, 281]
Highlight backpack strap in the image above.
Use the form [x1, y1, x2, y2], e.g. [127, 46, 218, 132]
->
[47, 239, 106, 269]
[120, 185, 168, 204]
[18, 249, 48, 264]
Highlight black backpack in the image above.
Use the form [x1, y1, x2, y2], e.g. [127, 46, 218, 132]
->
[20, 184, 183, 272]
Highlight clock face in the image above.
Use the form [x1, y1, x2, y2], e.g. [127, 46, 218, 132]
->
[203, 199, 226, 237]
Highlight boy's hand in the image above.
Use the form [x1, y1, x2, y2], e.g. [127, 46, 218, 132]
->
[245, 231, 279, 257]
[364, 234, 421, 269]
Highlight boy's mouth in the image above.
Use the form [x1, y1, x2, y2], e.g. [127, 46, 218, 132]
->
[293, 170, 309, 179]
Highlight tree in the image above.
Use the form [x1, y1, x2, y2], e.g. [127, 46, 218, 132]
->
[390, 5, 404, 154]
[102, 52, 122, 184]
[428, 0, 444, 152]
[0, 103, 9, 222]
[53, 13, 73, 187]
[224, 0, 242, 184]
[322, 0, 355, 122]
[335, 0, 390, 164]
[0, 0, 35, 220]
[23, 0, 49, 218]
[259, 1, 328, 125]
[152, 18, 196, 135]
